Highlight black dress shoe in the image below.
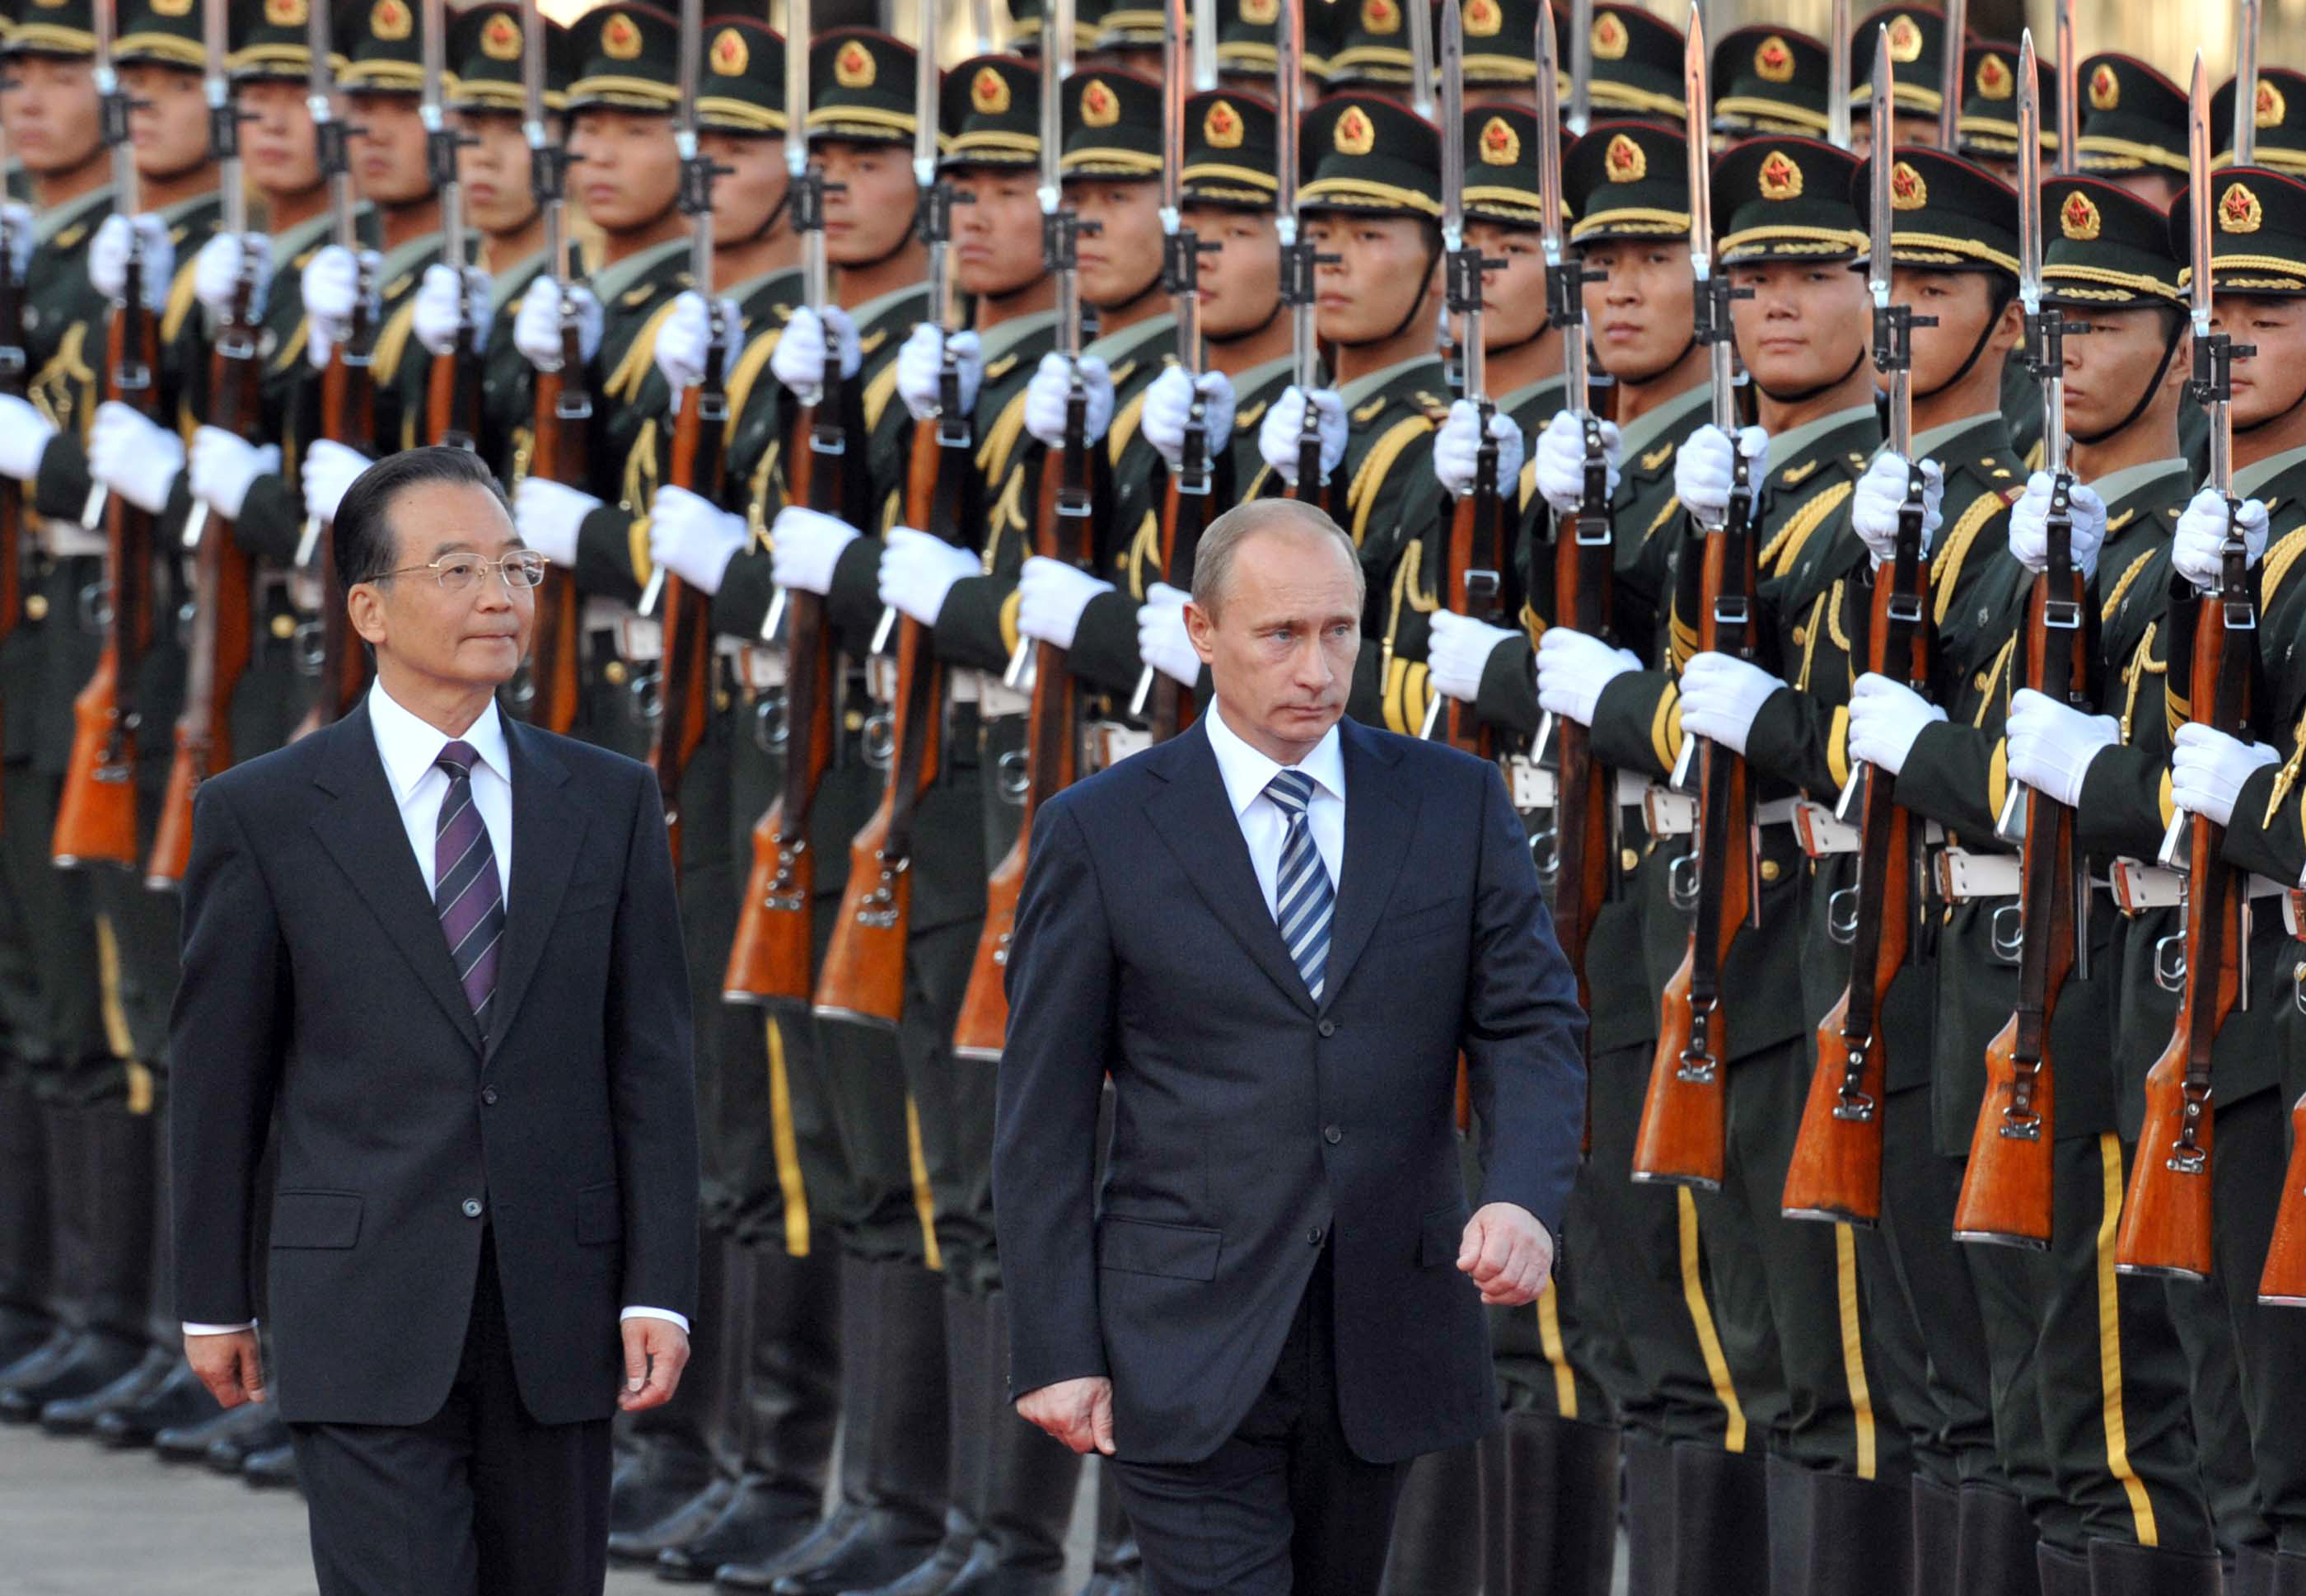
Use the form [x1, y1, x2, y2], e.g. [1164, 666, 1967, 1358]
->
[243, 1440, 302, 1491]
[40, 1346, 173, 1435]
[768, 1513, 947, 1596]
[0, 1329, 144, 1422]
[716, 1505, 868, 1591]
[97, 1360, 222, 1449]
[610, 1477, 735, 1565]
[834, 1542, 970, 1596]
[614, 1441, 722, 1537]
[154, 1398, 270, 1463]
[655, 1477, 821, 1583]
[0, 1307, 58, 1371]
[206, 1409, 290, 1474]
[941, 1543, 1065, 1596]
[0, 1324, 73, 1388]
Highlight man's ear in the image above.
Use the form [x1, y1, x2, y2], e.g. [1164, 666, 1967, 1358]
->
[347, 583, 388, 649]
[1184, 600, 1218, 665]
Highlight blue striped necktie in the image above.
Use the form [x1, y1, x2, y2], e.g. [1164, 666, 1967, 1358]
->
[434, 741, 505, 1018]
[1265, 768, 1334, 1002]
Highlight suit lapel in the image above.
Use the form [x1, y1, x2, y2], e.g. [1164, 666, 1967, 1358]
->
[1317, 721, 1416, 1013]
[483, 720, 586, 1060]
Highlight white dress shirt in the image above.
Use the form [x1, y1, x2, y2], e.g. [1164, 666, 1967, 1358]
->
[1203, 700, 1347, 915]
[185, 682, 688, 1338]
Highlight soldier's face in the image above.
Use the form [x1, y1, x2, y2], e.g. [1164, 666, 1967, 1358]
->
[122, 63, 210, 183]
[1727, 260, 1871, 397]
[1305, 213, 1440, 348]
[1183, 204, 1281, 341]
[1466, 86, 1540, 115]
[950, 166, 1045, 297]
[453, 110, 540, 241]
[1850, 113, 1941, 161]
[1070, 180, 1163, 309]
[241, 79, 322, 197]
[2112, 171, 2182, 210]
[1892, 268, 2020, 395]
[568, 110, 681, 234]
[1185, 520, 1361, 762]
[1582, 236, 1698, 383]
[347, 91, 431, 206]
[2, 53, 101, 177]
[1467, 222, 1547, 351]
[818, 140, 918, 267]
[2215, 296, 2306, 430]
[2059, 305, 2184, 441]
[701, 132, 788, 243]
[349, 481, 534, 690]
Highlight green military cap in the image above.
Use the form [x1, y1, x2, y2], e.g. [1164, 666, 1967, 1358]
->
[940, 54, 1036, 170]
[1298, 93, 1442, 219]
[1710, 26, 1830, 139]
[115, 0, 203, 72]
[2214, 69, 2306, 175]
[1200, 0, 1307, 83]
[1956, 40, 2056, 162]
[1324, 0, 1415, 90]
[1850, 6, 1951, 119]
[1457, 106, 1541, 228]
[2173, 166, 2306, 298]
[2038, 177, 2182, 310]
[2074, 54, 2187, 179]
[338, 0, 425, 95]
[566, 4, 680, 115]
[1094, 0, 1162, 54]
[1713, 135, 1864, 265]
[1005, 0, 1102, 59]
[1060, 67, 1159, 180]
[1455, 0, 1534, 88]
[695, 17, 785, 135]
[1565, 120, 1691, 241]
[1574, 4, 1684, 124]
[1181, 88, 1277, 208]
[228, 0, 325, 82]
[1850, 147, 2019, 276]
[4, 0, 92, 58]
[447, 5, 573, 115]
[808, 29, 919, 147]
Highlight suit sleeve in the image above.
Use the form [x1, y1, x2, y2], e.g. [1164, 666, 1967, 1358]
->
[167, 782, 291, 1327]
[993, 796, 1117, 1399]
[606, 765, 702, 1320]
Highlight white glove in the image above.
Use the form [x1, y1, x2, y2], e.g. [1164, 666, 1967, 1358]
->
[1143, 367, 1237, 474]
[511, 475, 599, 566]
[1536, 626, 1639, 728]
[2170, 723, 2282, 829]
[2006, 473, 2107, 581]
[86, 400, 183, 514]
[896, 325, 980, 423]
[646, 484, 747, 596]
[193, 232, 272, 322]
[299, 439, 370, 527]
[1138, 582, 1200, 686]
[1016, 555, 1115, 650]
[1432, 400, 1527, 500]
[2172, 488, 2270, 590]
[1850, 452, 1943, 568]
[771, 304, 861, 400]
[1673, 424, 1769, 525]
[1677, 651, 1784, 756]
[412, 263, 491, 358]
[1023, 353, 1115, 450]
[88, 214, 173, 311]
[1846, 672, 1947, 777]
[878, 525, 980, 626]
[651, 290, 741, 392]
[0, 392, 57, 481]
[1257, 385, 1348, 488]
[0, 201, 33, 281]
[2004, 686, 2120, 809]
[767, 504, 860, 597]
[187, 427, 280, 521]
[302, 245, 380, 369]
[1532, 409, 1623, 516]
[1427, 611, 1520, 704]
[512, 277, 603, 372]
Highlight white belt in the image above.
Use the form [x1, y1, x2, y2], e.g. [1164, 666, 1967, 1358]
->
[970, 672, 1031, 719]
[43, 517, 105, 559]
[2106, 858, 2293, 913]
[582, 597, 632, 633]
[617, 614, 663, 662]
[1793, 798, 1947, 859]
[1502, 761, 1649, 813]
[1092, 721, 1151, 770]
[1754, 797, 1799, 826]
[1638, 788, 1794, 835]
[1934, 847, 2022, 902]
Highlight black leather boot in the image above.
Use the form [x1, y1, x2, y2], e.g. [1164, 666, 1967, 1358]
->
[2268, 1547, 2306, 1596]
[2084, 1539, 2228, 1595]
[96, 1357, 222, 1448]
[1, 1105, 152, 1421]
[155, 1397, 273, 1463]
[0, 1103, 91, 1397]
[0, 1072, 55, 1370]
[838, 1280, 992, 1596]
[1487, 1411, 1620, 1596]
[2233, 1543, 2280, 1596]
[2036, 1543, 2093, 1596]
[1909, 1476, 1962, 1596]
[1075, 1460, 1141, 1596]
[616, 1228, 731, 1539]
[1620, 1434, 1676, 1596]
[1378, 1440, 1483, 1596]
[1672, 1442, 1769, 1596]
[1952, 1481, 2039, 1596]
[1771, 1465, 1912, 1596]
[943, 1294, 1078, 1596]
[39, 1343, 173, 1434]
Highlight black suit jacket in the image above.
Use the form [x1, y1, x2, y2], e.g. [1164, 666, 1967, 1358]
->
[169, 700, 699, 1428]
[992, 716, 1587, 1467]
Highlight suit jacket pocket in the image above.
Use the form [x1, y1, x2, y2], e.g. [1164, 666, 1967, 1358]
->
[270, 1189, 363, 1249]
[1420, 1201, 1472, 1267]
[561, 883, 620, 916]
[576, 1180, 624, 1245]
[1097, 1216, 1221, 1281]
[1382, 896, 1465, 944]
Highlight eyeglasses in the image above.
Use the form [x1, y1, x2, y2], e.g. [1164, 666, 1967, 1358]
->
[374, 551, 551, 592]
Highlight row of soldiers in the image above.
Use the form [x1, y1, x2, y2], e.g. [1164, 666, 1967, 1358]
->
[3, 2, 2306, 1596]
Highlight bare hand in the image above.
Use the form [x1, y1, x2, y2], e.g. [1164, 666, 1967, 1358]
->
[184, 1329, 266, 1409]
[1016, 1374, 1116, 1456]
[1457, 1202, 1555, 1307]
[617, 1317, 690, 1412]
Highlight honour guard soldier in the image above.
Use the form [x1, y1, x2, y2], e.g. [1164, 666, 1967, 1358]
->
[1710, 26, 1833, 144]
[1847, 7, 1951, 158]
[1954, 40, 2055, 186]
[1572, 4, 1686, 129]
[2074, 54, 2188, 209]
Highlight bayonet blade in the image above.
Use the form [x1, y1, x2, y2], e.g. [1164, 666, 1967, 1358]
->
[2017, 30, 2042, 303]
[1567, 0, 1592, 137]
[1275, 1, 1298, 224]
[1537, 0, 1565, 256]
[1190, 0, 1216, 92]
[2191, 51, 2213, 333]
[1162, 0, 1185, 225]
[1440, 0, 1464, 247]
[1682, 5, 1710, 266]
[914, 0, 938, 190]
[1828, 0, 1851, 149]
[2237, 0, 2262, 167]
[2054, 0, 2076, 174]
[1408, 0, 1436, 120]
[1869, 30, 1893, 310]
[1939, 0, 1965, 150]
[787, 0, 811, 183]
[1038, 0, 1064, 215]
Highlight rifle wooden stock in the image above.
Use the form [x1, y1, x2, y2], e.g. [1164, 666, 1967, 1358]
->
[520, 346, 585, 736]
[423, 311, 483, 451]
[646, 338, 729, 876]
[2258, 1091, 2306, 1304]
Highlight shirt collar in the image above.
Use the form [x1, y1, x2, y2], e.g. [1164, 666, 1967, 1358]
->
[2088, 456, 2190, 512]
[1909, 410, 2006, 464]
[590, 235, 688, 309]
[367, 681, 511, 804]
[2234, 442, 2306, 503]
[1616, 379, 1713, 464]
[1204, 700, 1345, 818]
[35, 184, 111, 247]
[1774, 402, 1878, 468]
[1337, 354, 1446, 416]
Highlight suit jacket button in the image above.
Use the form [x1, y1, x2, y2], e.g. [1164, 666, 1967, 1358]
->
[481, 1087, 498, 1106]
[461, 1198, 483, 1219]
[1317, 1018, 1335, 1037]
[1307, 1226, 1325, 1245]
[1323, 1125, 1342, 1144]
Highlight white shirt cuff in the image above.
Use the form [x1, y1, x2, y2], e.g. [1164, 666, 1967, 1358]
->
[183, 1320, 257, 1336]
[619, 1306, 690, 1333]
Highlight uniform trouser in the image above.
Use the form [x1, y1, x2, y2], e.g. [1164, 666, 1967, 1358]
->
[3, 766, 107, 1107]
[0, 764, 54, 1331]
[679, 695, 742, 1239]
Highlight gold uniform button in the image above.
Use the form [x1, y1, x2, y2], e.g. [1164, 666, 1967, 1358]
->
[1621, 847, 1640, 873]
[269, 612, 296, 639]
[23, 594, 47, 621]
[1760, 858, 1782, 883]
[604, 660, 629, 686]
[1791, 625, 1808, 648]
[845, 710, 865, 732]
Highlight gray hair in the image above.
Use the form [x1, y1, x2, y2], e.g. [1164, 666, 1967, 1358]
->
[1189, 498, 1366, 616]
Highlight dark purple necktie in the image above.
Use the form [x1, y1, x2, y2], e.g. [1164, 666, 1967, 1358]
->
[434, 741, 504, 1018]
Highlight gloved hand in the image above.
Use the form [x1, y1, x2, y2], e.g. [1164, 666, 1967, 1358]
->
[0, 392, 57, 481]
[1138, 582, 1200, 686]
[1535, 626, 1639, 728]
[1673, 424, 1769, 525]
[1142, 366, 1236, 474]
[412, 263, 491, 358]
[194, 232, 272, 322]
[2004, 686, 2120, 809]
[511, 475, 600, 566]
[1677, 651, 1784, 756]
[646, 484, 747, 596]
[896, 324, 980, 422]
[1850, 452, 1944, 568]
[1432, 399, 1527, 500]
[878, 526, 981, 626]
[768, 504, 860, 597]
[2172, 487, 2270, 590]
[1257, 385, 1348, 488]
[89, 213, 174, 310]
[1532, 409, 1623, 515]
[1846, 672, 1947, 776]
[651, 290, 741, 391]
[1427, 611, 1520, 704]
[188, 427, 280, 521]
[512, 277, 603, 372]
[2170, 723, 2281, 828]
[1023, 353, 1115, 449]
[1016, 555, 1115, 650]
[302, 245, 380, 369]
[0, 201, 33, 282]
[299, 439, 370, 527]
[2005, 473, 2108, 580]
[771, 304, 861, 400]
[87, 400, 184, 514]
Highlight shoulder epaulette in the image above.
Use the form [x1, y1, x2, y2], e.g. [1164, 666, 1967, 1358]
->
[1639, 441, 1673, 472]
[1234, 399, 1269, 432]
[1778, 458, 1821, 489]
[1414, 391, 1451, 421]
[1351, 394, 1389, 425]
[983, 349, 1022, 385]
